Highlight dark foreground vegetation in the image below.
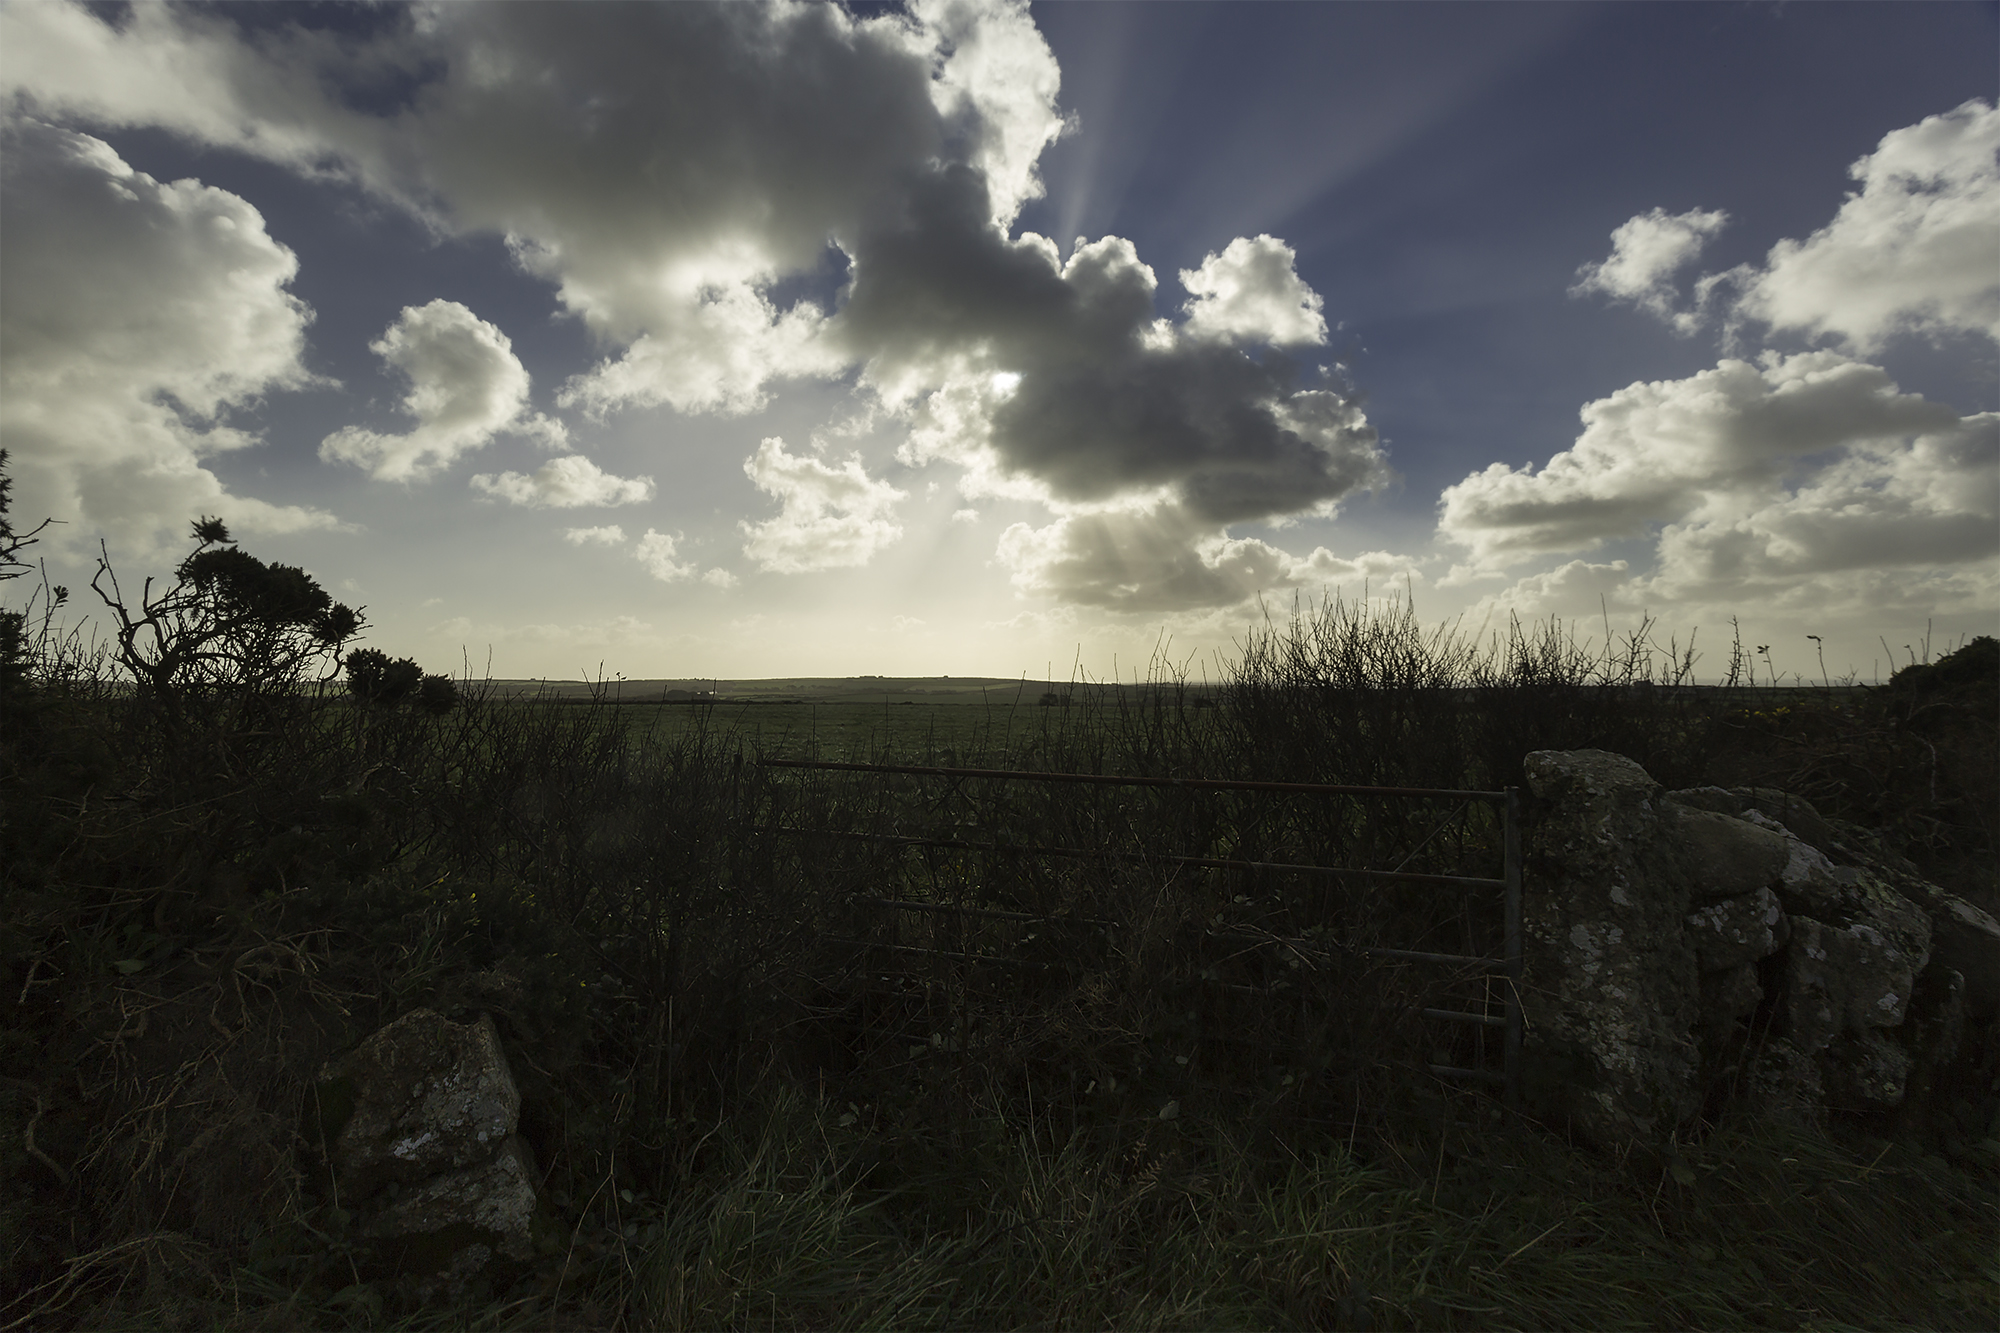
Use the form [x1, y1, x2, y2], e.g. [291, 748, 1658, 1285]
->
[3, 499, 1995, 1329]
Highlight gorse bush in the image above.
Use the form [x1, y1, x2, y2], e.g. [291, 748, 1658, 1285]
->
[2, 485, 1992, 1328]
[94, 516, 361, 708]
[346, 646, 459, 714]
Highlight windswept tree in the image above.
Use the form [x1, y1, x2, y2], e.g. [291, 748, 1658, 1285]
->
[93, 517, 363, 708]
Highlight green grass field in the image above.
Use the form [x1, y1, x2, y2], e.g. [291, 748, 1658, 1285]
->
[633, 699, 1068, 760]
[490, 675, 1111, 761]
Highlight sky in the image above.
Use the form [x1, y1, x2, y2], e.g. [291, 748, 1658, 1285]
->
[2, 0, 1995, 685]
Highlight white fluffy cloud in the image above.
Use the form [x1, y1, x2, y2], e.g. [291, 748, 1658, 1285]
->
[0, 1, 383, 170]
[563, 524, 627, 546]
[558, 292, 839, 419]
[1569, 206, 1728, 334]
[1643, 412, 1997, 602]
[1736, 98, 2000, 352]
[321, 300, 564, 481]
[631, 528, 733, 589]
[635, 529, 694, 583]
[1537, 100, 1999, 661]
[1438, 351, 1963, 565]
[471, 455, 653, 509]
[1577, 101, 1999, 353]
[740, 437, 906, 574]
[0, 118, 337, 550]
[1180, 235, 1329, 347]
[1439, 353, 1996, 650]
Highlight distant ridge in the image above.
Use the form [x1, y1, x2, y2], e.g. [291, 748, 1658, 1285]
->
[482, 676, 1046, 704]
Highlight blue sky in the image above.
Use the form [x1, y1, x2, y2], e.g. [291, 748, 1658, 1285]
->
[2, 0, 1994, 683]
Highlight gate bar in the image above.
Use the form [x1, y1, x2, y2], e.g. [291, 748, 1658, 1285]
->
[859, 896, 1117, 928]
[1430, 1064, 1508, 1086]
[1423, 1007, 1508, 1028]
[760, 757, 1507, 802]
[761, 761, 1528, 1105]
[829, 937, 1047, 969]
[762, 826, 1506, 890]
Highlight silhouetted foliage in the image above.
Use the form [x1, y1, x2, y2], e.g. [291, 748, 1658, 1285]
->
[349, 646, 460, 715]
[1886, 635, 1998, 724]
[346, 646, 422, 704]
[0, 450, 69, 704]
[0, 447, 51, 580]
[92, 517, 362, 706]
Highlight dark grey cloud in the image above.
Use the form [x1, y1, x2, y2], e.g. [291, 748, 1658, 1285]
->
[3, 0, 1391, 607]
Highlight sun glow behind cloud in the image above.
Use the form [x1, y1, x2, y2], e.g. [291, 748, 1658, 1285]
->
[0, 1, 1991, 682]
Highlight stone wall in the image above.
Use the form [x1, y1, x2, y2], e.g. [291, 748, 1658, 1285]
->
[1519, 749, 1999, 1150]
[318, 1008, 539, 1291]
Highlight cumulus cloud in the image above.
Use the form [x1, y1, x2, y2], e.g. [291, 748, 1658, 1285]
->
[1576, 101, 1999, 353]
[872, 224, 1386, 600]
[740, 437, 906, 574]
[0, 118, 337, 550]
[1466, 512, 1999, 661]
[1534, 101, 1999, 656]
[635, 529, 694, 583]
[1642, 413, 1997, 602]
[999, 498, 1416, 612]
[563, 524, 627, 546]
[626, 529, 736, 589]
[471, 455, 653, 508]
[1180, 235, 1329, 346]
[321, 300, 564, 481]
[1439, 352, 1996, 642]
[1570, 206, 1728, 334]
[390, 1, 1060, 419]
[559, 293, 839, 419]
[1735, 98, 2000, 352]
[1438, 351, 1962, 566]
[0, 1, 383, 170]
[855, 225, 1379, 517]
[5, 0, 1385, 608]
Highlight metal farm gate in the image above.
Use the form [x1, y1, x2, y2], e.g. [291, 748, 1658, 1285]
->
[758, 758, 1523, 1107]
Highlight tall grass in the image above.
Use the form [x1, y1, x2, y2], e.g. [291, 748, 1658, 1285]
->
[1225, 592, 1712, 792]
